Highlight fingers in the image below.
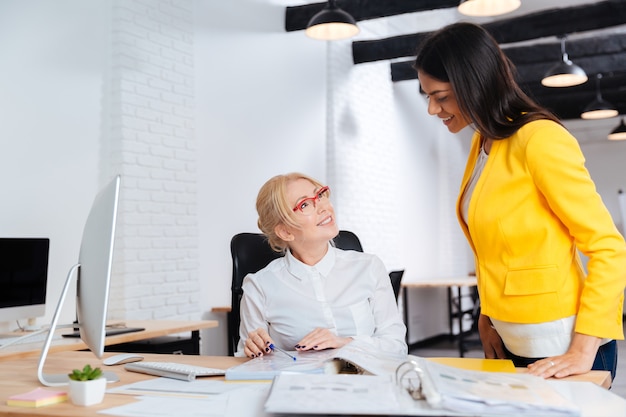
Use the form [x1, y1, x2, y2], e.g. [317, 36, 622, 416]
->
[527, 353, 592, 379]
[527, 357, 562, 378]
[295, 328, 349, 351]
[243, 328, 273, 359]
[294, 328, 326, 351]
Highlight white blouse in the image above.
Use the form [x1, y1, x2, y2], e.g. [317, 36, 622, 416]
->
[236, 245, 407, 357]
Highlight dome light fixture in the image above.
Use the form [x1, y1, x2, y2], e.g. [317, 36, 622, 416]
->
[581, 73, 618, 120]
[458, 0, 521, 17]
[305, 0, 359, 41]
[608, 117, 626, 141]
[541, 36, 588, 88]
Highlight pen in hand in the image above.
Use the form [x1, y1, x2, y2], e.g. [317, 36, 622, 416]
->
[269, 343, 297, 361]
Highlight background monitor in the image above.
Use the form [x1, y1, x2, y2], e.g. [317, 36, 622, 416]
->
[38, 175, 120, 386]
[0, 238, 50, 324]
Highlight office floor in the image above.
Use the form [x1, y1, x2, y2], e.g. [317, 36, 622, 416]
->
[410, 319, 626, 399]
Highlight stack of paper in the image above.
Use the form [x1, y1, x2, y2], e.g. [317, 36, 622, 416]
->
[224, 349, 334, 381]
[224, 341, 406, 382]
[263, 357, 582, 416]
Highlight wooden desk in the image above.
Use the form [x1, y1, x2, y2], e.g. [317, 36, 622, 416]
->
[402, 276, 478, 354]
[0, 351, 612, 417]
[0, 320, 218, 361]
[0, 351, 246, 417]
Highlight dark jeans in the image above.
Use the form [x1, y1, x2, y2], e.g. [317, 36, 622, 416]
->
[504, 339, 618, 383]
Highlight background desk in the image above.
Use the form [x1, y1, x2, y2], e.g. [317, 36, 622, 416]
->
[402, 276, 478, 355]
[0, 320, 218, 360]
[0, 351, 615, 417]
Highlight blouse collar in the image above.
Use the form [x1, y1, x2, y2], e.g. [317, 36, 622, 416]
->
[285, 243, 336, 280]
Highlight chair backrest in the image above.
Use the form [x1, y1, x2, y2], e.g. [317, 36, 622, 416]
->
[332, 230, 363, 252]
[227, 230, 363, 355]
[228, 233, 283, 355]
[388, 269, 404, 302]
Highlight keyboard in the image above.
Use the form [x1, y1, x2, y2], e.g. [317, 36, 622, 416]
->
[124, 361, 226, 381]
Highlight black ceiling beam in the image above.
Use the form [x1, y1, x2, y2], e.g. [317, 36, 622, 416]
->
[505, 33, 626, 65]
[523, 72, 626, 120]
[353, 0, 626, 64]
[391, 50, 626, 83]
[486, 0, 626, 44]
[391, 33, 626, 83]
[285, 0, 459, 32]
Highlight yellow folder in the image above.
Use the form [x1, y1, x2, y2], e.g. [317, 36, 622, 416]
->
[426, 357, 516, 373]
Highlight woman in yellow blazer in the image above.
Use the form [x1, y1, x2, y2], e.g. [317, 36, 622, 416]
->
[414, 22, 626, 380]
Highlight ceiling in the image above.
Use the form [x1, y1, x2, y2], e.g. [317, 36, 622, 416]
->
[284, 0, 626, 144]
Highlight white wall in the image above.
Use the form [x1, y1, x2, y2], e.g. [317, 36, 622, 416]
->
[0, 1, 107, 330]
[579, 140, 626, 232]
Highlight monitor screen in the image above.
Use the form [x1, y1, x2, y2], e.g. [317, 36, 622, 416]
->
[0, 238, 50, 323]
[76, 175, 120, 359]
[37, 175, 120, 386]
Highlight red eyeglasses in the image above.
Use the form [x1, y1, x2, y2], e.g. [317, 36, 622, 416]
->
[292, 186, 331, 215]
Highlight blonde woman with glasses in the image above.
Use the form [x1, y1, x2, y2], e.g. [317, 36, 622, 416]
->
[236, 173, 407, 359]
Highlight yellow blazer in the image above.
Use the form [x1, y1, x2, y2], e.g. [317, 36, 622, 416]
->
[457, 120, 626, 339]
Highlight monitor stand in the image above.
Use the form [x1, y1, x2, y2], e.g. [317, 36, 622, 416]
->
[37, 264, 119, 386]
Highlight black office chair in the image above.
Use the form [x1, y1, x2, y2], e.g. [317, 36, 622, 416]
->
[388, 270, 404, 302]
[332, 230, 363, 252]
[227, 230, 363, 355]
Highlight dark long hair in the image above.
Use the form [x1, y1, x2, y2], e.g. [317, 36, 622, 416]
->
[413, 22, 560, 139]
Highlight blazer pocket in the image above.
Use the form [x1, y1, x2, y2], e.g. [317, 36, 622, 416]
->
[504, 266, 559, 296]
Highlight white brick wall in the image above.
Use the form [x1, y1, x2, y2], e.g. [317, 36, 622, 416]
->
[326, 16, 472, 276]
[104, 0, 199, 321]
[326, 15, 474, 342]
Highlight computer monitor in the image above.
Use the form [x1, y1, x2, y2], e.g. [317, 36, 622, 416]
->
[0, 238, 50, 324]
[37, 175, 121, 386]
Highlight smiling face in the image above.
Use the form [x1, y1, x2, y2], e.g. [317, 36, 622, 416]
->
[418, 71, 471, 133]
[277, 178, 339, 263]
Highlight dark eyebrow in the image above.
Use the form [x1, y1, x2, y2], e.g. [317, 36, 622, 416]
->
[422, 88, 450, 96]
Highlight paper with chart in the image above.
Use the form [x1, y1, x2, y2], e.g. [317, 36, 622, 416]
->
[419, 358, 580, 416]
[264, 373, 402, 414]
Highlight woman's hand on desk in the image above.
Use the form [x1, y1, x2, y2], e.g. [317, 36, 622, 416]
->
[527, 333, 601, 379]
[478, 314, 507, 359]
[244, 327, 352, 358]
[294, 328, 351, 352]
[243, 328, 274, 358]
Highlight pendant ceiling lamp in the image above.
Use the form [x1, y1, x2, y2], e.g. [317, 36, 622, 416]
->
[581, 73, 618, 120]
[458, 0, 520, 17]
[608, 117, 626, 141]
[305, 0, 359, 41]
[541, 36, 587, 87]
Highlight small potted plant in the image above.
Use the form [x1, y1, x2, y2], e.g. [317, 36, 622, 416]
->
[67, 364, 106, 406]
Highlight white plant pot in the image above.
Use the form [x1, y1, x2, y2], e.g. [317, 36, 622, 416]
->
[69, 377, 107, 406]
